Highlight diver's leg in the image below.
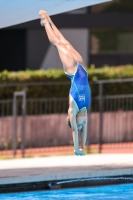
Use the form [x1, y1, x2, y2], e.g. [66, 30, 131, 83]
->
[44, 11, 85, 67]
[45, 11, 67, 43]
[39, 10, 77, 74]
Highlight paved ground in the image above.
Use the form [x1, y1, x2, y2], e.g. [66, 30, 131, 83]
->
[0, 154, 133, 185]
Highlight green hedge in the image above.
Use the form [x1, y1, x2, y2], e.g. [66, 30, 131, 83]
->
[0, 64, 133, 99]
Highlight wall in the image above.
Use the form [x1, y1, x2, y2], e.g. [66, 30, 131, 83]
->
[40, 29, 89, 69]
[26, 28, 89, 70]
[0, 111, 133, 149]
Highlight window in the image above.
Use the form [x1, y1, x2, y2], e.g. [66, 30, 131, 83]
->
[91, 28, 133, 54]
[91, 0, 133, 14]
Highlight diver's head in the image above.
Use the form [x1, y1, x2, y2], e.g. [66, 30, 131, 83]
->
[66, 113, 87, 131]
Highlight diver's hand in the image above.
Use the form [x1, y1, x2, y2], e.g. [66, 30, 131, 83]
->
[74, 150, 85, 156]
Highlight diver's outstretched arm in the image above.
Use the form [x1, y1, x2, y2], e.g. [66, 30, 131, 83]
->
[80, 122, 87, 152]
[68, 107, 85, 156]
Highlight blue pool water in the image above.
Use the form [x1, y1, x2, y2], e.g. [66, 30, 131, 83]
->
[0, 183, 133, 200]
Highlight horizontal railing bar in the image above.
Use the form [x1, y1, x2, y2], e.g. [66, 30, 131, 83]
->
[93, 94, 133, 100]
[0, 97, 68, 104]
[0, 94, 133, 103]
[0, 78, 133, 87]
[0, 81, 70, 87]
[14, 91, 25, 96]
[104, 94, 133, 99]
[92, 78, 133, 84]
[27, 97, 68, 102]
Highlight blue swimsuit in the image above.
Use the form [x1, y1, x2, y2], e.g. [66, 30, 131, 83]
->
[65, 62, 91, 111]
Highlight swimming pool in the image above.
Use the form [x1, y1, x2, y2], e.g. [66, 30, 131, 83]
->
[0, 183, 133, 200]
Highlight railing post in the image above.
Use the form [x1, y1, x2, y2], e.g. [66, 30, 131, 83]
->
[13, 94, 17, 157]
[21, 87, 26, 158]
[87, 105, 91, 152]
[99, 82, 103, 153]
[13, 89, 26, 157]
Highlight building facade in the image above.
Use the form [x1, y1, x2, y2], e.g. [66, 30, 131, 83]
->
[0, 0, 133, 71]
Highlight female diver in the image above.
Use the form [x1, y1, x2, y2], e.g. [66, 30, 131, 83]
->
[39, 10, 91, 156]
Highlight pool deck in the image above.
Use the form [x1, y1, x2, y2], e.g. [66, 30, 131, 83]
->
[0, 154, 133, 186]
